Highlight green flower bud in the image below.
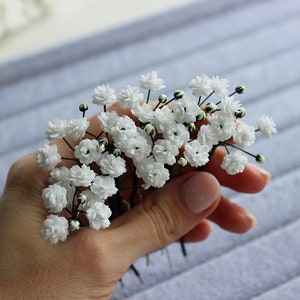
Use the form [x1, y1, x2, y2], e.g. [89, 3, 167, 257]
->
[144, 123, 156, 136]
[77, 193, 87, 204]
[79, 103, 89, 112]
[235, 85, 245, 94]
[256, 154, 265, 163]
[70, 219, 80, 231]
[187, 122, 196, 132]
[178, 157, 187, 167]
[235, 107, 246, 118]
[158, 94, 168, 103]
[174, 90, 184, 99]
[113, 148, 122, 156]
[205, 102, 217, 113]
[98, 138, 109, 152]
[197, 110, 206, 121]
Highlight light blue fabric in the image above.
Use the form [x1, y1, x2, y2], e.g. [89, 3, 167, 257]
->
[0, 0, 299, 299]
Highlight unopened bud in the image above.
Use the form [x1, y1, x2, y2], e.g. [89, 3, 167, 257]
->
[158, 94, 168, 103]
[178, 157, 187, 167]
[144, 123, 156, 136]
[205, 102, 217, 113]
[174, 90, 184, 99]
[187, 122, 196, 132]
[79, 103, 89, 112]
[256, 154, 265, 163]
[70, 219, 80, 231]
[235, 107, 246, 118]
[197, 110, 206, 121]
[113, 148, 122, 156]
[235, 85, 245, 94]
[77, 193, 87, 204]
[98, 138, 109, 152]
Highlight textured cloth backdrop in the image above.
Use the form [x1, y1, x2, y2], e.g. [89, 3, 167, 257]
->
[0, 0, 299, 299]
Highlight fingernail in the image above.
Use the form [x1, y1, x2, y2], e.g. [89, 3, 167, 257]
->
[249, 163, 271, 184]
[180, 173, 220, 214]
[235, 203, 257, 229]
[247, 212, 257, 228]
[241, 208, 257, 228]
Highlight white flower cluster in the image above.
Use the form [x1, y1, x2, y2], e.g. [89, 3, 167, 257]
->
[36, 71, 277, 243]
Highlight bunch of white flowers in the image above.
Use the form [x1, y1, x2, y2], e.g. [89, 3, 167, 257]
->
[36, 71, 277, 244]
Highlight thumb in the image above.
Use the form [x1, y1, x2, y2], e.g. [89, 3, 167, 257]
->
[111, 171, 221, 263]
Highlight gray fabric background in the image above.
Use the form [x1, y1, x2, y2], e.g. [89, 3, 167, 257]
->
[1, 0, 299, 299]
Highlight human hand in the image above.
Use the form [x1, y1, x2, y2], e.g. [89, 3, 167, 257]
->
[0, 146, 269, 299]
[0, 102, 270, 299]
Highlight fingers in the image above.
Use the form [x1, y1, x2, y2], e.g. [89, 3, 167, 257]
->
[181, 193, 256, 242]
[208, 195, 256, 234]
[203, 148, 271, 193]
[109, 171, 221, 263]
[182, 220, 214, 243]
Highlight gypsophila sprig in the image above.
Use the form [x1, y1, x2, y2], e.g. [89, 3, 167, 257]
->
[36, 70, 277, 244]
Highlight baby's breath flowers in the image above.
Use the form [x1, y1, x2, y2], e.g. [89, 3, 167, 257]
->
[36, 71, 277, 244]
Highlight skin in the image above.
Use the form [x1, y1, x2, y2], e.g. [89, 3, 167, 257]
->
[0, 107, 270, 299]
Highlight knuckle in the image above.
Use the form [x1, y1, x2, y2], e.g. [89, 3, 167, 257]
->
[75, 231, 112, 268]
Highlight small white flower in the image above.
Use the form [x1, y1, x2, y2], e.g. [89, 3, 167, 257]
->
[41, 215, 69, 244]
[210, 76, 229, 98]
[221, 151, 248, 175]
[189, 74, 212, 97]
[197, 124, 219, 150]
[42, 184, 68, 213]
[152, 105, 175, 134]
[86, 202, 112, 230]
[136, 156, 170, 189]
[120, 134, 152, 162]
[98, 111, 118, 134]
[90, 175, 118, 200]
[110, 115, 137, 138]
[184, 140, 210, 167]
[257, 114, 277, 138]
[45, 118, 67, 141]
[131, 102, 155, 124]
[162, 123, 190, 148]
[69, 164, 95, 187]
[92, 84, 117, 106]
[172, 96, 201, 123]
[139, 71, 166, 91]
[66, 117, 89, 141]
[233, 123, 256, 148]
[117, 85, 144, 109]
[36, 144, 61, 171]
[97, 152, 126, 178]
[221, 96, 241, 118]
[49, 166, 70, 185]
[153, 139, 179, 165]
[74, 139, 101, 165]
[208, 113, 236, 142]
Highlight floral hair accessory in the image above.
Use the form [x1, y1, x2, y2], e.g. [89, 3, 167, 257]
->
[36, 71, 277, 244]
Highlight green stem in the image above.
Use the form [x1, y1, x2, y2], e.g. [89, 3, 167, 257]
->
[160, 97, 175, 108]
[180, 236, 187, 257]
[63, 137, 74, 152]
[146, 90, 151, 103]
[85, 131, 97, 138]
[199, 91, 214, 106]
[223, 141, 257, 158]
[61, 157, 79, 162]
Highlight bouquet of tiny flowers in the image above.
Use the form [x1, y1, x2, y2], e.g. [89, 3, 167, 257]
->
[36, 71, 277, 245]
